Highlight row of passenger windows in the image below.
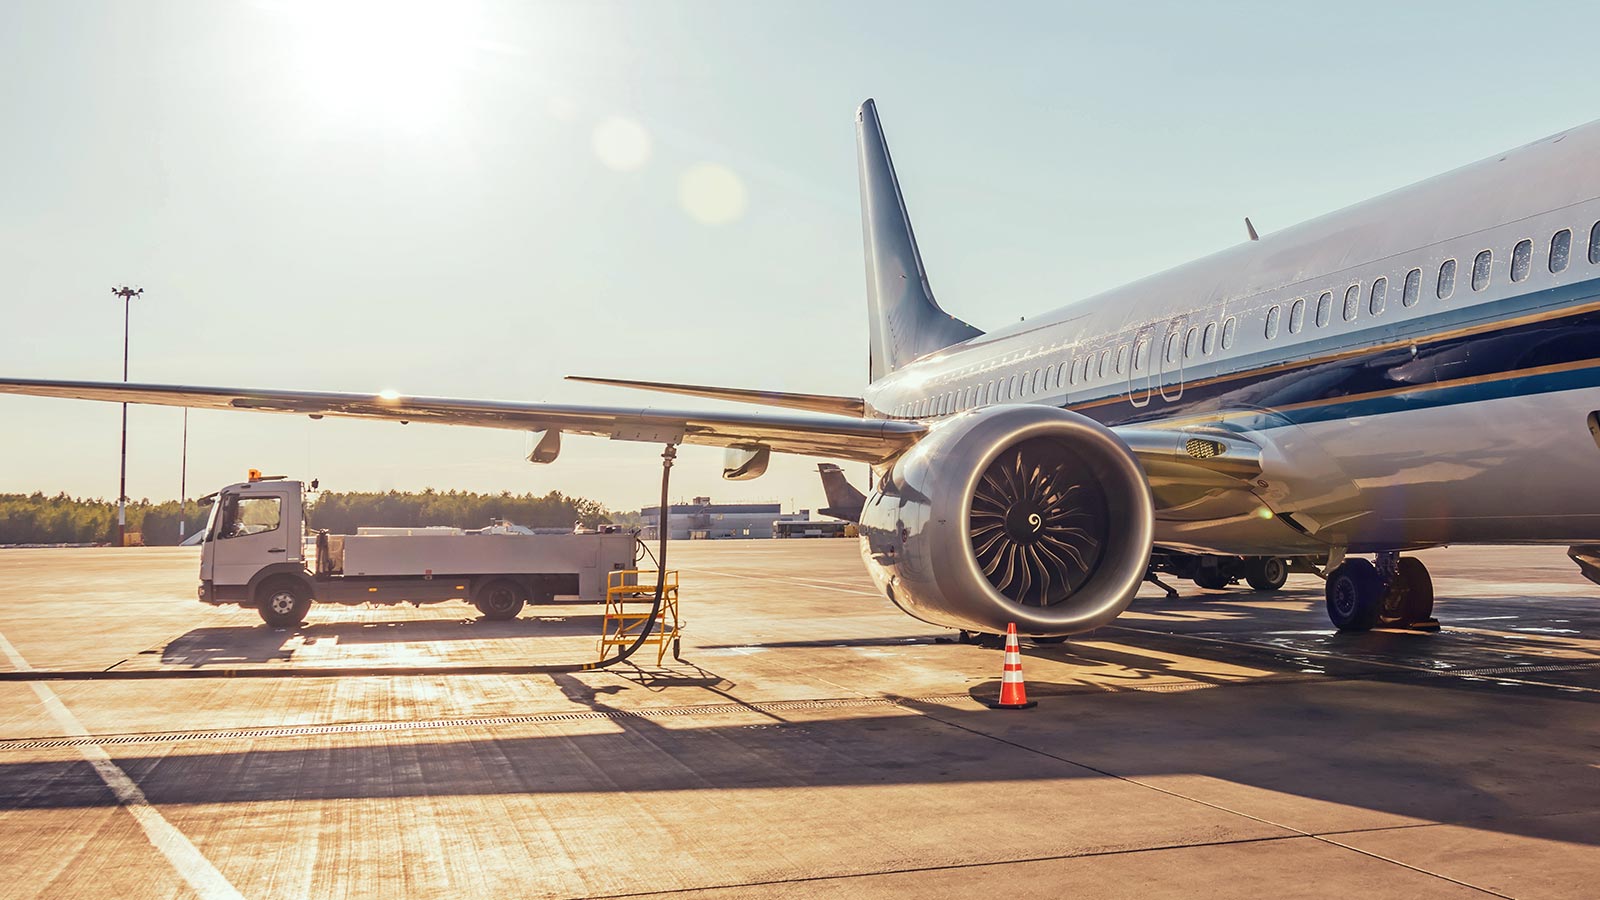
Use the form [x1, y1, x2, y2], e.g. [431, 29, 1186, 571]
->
[892, 221, 1600, 419]
[1262, 223, 1595, 340]
[891, 315, 1241, 418]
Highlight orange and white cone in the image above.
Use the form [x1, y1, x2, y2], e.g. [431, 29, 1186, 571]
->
[987, 623, 1037, 710]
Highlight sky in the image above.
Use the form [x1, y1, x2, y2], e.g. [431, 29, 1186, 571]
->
[3, 0, 1599, 516]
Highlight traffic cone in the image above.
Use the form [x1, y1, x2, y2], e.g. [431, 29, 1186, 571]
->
[986, 623, 1037, 710]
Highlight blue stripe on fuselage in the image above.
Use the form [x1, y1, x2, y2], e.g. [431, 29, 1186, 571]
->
[1069, 273, 1600, 430]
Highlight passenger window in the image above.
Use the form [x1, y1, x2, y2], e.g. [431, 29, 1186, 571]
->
[1008, 374, 1019, 399]
[1265, 305, 1281, 339]
[1343, 284, 1359, 321]
[1315, 291, 1332, 327]
[1551, 229, 1572, 273]
[1164, 332, 1180, 364]
[1590, 222, 1600, 264]
[1099, 349, 1111, 378]
[1369, 277, 1387, 316]
[1402, 268, 1421, 307]
[1509, 240, 1531, 283]
[1114, 345, 1127, 375]
[1031, 369, 1041, 394]
[1221, 316, 1237, 349]
[1133, 338, 1148, 371]
[1067, 359, 1077, 385]
[1471, 250, 1492, 291]
[1437, 259, 1456, 299]
[1288, 298, 1305, 334]
[1183, 326, 1198, 358]
[1202, 322, 1217, 354]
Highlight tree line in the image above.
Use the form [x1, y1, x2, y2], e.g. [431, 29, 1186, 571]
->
[0, 489, 616, 546]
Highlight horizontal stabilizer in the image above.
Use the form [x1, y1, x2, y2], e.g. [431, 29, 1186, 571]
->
[567, 376, 864, 417]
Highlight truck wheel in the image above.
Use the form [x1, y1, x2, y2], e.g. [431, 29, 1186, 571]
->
[256, 578, 311, 628]
[1245, 557, 1289, 591]
[475, 579, 527, 621]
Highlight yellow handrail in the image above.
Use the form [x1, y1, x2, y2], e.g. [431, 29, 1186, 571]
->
[599, 569, 681, 666]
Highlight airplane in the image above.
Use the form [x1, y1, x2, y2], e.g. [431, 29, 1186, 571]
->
[7, 98, 1600, 639]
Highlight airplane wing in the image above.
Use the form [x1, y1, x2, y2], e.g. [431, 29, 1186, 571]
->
[0, 378, 1266, 483]
[0, 378, 923, 464]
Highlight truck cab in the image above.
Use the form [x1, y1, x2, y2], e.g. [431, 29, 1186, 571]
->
[198, 475, 306, 609]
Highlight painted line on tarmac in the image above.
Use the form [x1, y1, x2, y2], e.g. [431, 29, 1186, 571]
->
[686, 567, 881, 597]
[0, 628, 246, 900]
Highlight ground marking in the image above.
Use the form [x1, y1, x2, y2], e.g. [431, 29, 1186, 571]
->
[0, 628, 246, 900]
[686, 567, 881, 597]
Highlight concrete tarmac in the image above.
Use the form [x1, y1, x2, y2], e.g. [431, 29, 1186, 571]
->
[0, 542, 1598, 899]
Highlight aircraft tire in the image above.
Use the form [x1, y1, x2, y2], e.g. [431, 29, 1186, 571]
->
[1194, 570, 1231, 590]
[1245, 557, 1289, 591]
[474, 579, 528, 621]
[1325, 559, 1381, 632]
[1396, 557, 1434, 623]
[256, 578, 311, 628]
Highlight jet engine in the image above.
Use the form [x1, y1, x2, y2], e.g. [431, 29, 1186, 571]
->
[858, 405, 1154, 636]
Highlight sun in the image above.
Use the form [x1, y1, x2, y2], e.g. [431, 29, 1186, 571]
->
[269, 0, 484, 130]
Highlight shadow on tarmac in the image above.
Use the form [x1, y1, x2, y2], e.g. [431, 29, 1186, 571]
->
[158, 614, 607, 667]
[1, 663, 1597, 851]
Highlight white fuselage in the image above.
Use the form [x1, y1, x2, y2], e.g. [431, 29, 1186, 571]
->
[864, 120, 1600, 554]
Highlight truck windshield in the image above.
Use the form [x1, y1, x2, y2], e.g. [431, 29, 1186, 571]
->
[214, 494, 282, 540]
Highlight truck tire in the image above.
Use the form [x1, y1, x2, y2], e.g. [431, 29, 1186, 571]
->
[474, 579, 527, 621]
[257, 578, 311, 628]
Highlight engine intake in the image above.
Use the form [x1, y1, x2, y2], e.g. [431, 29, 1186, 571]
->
[858, 405, 1154, 636]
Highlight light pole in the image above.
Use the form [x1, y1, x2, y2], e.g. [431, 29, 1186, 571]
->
[112, 286, 142, 547]
[179, 408, 188, 543]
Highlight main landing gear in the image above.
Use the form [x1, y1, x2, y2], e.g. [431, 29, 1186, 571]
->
[1325, 552, 1438, 632]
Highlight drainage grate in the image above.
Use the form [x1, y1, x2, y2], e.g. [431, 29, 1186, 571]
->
[0, 694, 981, 753]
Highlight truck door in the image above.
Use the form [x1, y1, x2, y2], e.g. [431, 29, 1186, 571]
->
[209, 489, 290, 588]
[1127, 327, 1153, 408]
[1159, 316, 1186, 402]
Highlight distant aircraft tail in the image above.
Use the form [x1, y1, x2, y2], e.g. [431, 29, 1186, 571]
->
[857, 99, 982, 382]
[816, 462, 867, 522]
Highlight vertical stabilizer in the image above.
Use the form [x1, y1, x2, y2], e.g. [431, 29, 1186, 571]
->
[816, 463, 867, 522]
[857, 99, 983, 382]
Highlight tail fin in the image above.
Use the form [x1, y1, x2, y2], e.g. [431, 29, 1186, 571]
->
[857, 99, 982, 382]
[816, 463, 867, 522]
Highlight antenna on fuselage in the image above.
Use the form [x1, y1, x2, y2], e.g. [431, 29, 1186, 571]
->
[1245, 217, 1260, 241]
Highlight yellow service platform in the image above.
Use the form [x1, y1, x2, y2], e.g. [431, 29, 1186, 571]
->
[599, 569, 681, 666]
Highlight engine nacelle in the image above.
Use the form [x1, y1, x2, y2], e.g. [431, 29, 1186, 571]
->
[858, 405, 1154, 636]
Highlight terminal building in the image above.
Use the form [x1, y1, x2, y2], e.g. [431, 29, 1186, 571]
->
[640, 497, 813, 540]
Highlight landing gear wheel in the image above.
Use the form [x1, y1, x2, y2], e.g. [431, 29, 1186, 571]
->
[1193, 570, 1231, 590]
[960, 631, 1006, 649]
[1325, 558, 1382, 632]
[256, 579, 311, 628]
[1245, 557, 1289, 591]
[474, 579, 528, 621]
[1379, 557, 1435, 627]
